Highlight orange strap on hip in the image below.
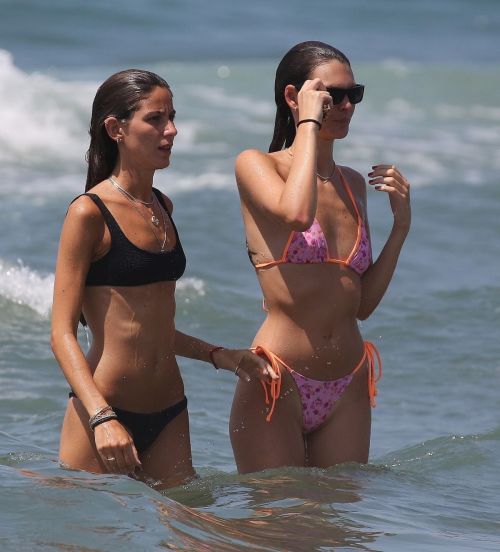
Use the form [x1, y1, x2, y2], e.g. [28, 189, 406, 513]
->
[360, 341, 383, 407]
[254, 342, 382, 422]
[349, 341, 383, 407]
[253, 346, 284, 422]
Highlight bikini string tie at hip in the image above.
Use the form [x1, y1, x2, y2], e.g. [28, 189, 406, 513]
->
[254, 341, 382, 423]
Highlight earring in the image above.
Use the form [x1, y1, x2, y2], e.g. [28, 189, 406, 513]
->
[117, 137, 123, 143]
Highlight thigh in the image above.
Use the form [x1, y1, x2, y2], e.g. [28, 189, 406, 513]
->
[306, 366, 372, 468]
[59, 398, 105, 474]
[139, 407, 195, 490]
[229, 373, 306, 474]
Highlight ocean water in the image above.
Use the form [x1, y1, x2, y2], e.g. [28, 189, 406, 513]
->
[1, 0, 500, 550]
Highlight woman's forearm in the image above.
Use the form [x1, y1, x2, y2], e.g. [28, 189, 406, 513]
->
[174, 330, 217, 363]
[277, 124, 319, 229]
[51, 330, 108, 416]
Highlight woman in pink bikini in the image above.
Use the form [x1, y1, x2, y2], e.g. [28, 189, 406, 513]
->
[230, 41, 411, 473]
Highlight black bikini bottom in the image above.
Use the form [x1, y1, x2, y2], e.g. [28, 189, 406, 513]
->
[69, 392, 188, 453]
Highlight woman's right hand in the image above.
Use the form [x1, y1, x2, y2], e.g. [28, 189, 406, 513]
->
[94, 420, 142, 475]
[296, 78, 332, 124]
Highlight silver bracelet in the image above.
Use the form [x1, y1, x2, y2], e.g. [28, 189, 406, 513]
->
[90, 413, 118, 431]
[89, 406, 117, 431]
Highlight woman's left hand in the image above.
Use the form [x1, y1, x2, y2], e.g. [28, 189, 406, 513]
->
[368, 164, 411, 232]
[212, 348, 278, 383]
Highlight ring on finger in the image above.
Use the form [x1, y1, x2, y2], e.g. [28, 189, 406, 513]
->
[107, 457, 115, 461]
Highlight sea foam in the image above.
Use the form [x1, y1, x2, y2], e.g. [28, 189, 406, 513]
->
[0, 50, 94, 170]
[0, 258, 206, 318]
[0, 50, 202, 170]
[0, 259, 54, 317]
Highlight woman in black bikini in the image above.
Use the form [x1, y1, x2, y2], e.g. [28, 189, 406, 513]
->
[51, 69, 276, 489]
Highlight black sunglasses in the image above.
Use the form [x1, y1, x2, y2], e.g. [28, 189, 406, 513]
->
[294, 83, 365, 105]
[326, 84, 365, 105]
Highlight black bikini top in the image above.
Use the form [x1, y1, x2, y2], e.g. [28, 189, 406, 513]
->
[83, 188, 186, 287]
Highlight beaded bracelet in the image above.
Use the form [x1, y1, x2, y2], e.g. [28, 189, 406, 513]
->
[90, 404, 113, 419]
[90, 412, 118, 431]
[89, 405, 117, 431]
[297, 118, 322, 130]
[209, 346, 225, 370]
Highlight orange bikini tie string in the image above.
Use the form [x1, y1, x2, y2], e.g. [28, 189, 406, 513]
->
[253, 346, 284, 422]
[361, 341, 383, 407]
[254, 342, 382, 423]
[349, 341, 383, 407]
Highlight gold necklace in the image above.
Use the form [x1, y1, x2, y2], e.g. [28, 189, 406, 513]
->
[316, 165, 336, 182]
[287, 148, 336, 182]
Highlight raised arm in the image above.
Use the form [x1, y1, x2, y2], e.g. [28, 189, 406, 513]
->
[357, 165, 411, 320]
[236, 79, 331, 230]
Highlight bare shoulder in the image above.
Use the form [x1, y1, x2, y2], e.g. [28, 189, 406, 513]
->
[235, 148, 282, 195]
[235, 148, 276, 176]
[339, 165, 367, 199]
[63, 193, 107, 250]
[66, 193, 103, 223]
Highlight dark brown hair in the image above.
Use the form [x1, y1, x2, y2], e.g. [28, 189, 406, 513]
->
[269, 41, 351, 153]
[85, 69, 171, 191]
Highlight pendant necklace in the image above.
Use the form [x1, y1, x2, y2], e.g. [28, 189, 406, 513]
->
[108, 177, 168, 251]
[108, 176, 160, 226]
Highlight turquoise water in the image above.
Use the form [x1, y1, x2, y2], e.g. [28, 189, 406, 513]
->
[1, 1, 500, 550]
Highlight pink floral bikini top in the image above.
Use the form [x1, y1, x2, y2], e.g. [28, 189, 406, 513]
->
[250, 168, 372, 275]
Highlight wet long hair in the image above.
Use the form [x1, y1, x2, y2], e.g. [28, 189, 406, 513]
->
[85, 69, 171, 191]
[268, 41, 351, 153]
[80, 70, 170, 326]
